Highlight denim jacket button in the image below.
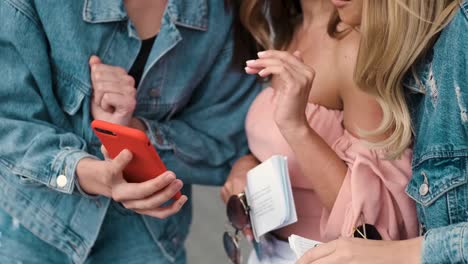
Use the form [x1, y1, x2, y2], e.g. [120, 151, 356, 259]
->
[419, 183, 429, 196]
[56, 175, 68, 188]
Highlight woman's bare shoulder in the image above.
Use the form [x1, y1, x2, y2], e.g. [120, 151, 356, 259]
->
[333, 30, 386, 140]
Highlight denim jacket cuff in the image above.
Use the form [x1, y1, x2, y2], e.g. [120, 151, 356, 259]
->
[49, 148, 96, 194]
[422, 222, 468, 263]
[138, 116, 173, 150]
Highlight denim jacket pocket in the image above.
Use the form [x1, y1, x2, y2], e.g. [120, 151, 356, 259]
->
[0, 160, 43, 188]
[406, 156, 468, 229]
[54, 70, 90, 116]
[17, 175, 43, 187]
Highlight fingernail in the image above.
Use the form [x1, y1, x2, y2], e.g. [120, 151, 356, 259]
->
[258, 69, 265, 76]
[257, 51, 266, 57]
[179, 196, 187, 206]
[246, 234, 253, 242]
[246, 60, 255, 65]
[244, 67, 249, 72]
[165, 172, 175, 181]
[174, 179, 183, 189]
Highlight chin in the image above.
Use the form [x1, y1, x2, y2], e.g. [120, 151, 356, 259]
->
[337, 11, 361, 26]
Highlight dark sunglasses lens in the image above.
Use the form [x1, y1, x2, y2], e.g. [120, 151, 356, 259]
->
[227, 196, 249, 230]
[223, 232, 241, 264]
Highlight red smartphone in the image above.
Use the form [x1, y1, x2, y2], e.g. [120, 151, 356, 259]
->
[91, 120, 182, 200]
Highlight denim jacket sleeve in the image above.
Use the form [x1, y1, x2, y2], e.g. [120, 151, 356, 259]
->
[423, 222, 468, 263]
[139, 35, 260, 186]
[410, 2, 468, 263]
[0, 3, 94, 194]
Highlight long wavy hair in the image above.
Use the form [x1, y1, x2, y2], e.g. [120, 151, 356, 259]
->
[226, 0, 302, 52]
[332, 0, 460, 158]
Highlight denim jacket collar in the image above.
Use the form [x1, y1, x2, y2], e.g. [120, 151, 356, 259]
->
[82, 0, 127, 23]
[461, 0, 468, 18]
[82, 0, 208, 31]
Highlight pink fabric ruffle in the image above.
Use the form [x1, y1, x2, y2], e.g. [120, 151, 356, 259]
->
[245, 87, 418, 240]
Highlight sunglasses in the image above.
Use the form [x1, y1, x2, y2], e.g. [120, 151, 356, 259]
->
[223, 193, 250, 264]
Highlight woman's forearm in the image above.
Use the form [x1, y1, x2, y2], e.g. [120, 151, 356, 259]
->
[220, 154, 261, 203]
[282, 125, 347, 210]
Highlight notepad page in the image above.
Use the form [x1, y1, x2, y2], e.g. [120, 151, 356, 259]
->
[276, 156, 297, 229]
[246, 156, 288, 240]
[288, 235, 322, 259]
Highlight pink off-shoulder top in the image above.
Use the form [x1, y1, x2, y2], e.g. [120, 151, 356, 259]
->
[245, 87, 418, 241]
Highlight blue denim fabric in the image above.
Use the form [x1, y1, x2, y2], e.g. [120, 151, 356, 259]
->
[404, 1, 468, 263]
[0, 0, 260, 263]
[0, 203, 184, 264]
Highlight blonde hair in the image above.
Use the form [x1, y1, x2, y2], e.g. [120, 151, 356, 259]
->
[356, 0, 460, 158]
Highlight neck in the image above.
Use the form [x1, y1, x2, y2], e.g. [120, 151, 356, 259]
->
[124, 0, 167, 39]
[300, 0, 335, 27]
[124, 0, 167, 12]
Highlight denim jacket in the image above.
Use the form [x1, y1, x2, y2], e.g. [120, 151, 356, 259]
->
[404, 1, 468, 263]
[0, 0, 259, 263]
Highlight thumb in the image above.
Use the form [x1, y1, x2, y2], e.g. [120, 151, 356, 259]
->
[112, 149, 133, 172]
[89, 55, 102, 66]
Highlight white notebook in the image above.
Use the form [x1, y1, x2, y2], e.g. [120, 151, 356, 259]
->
[288, 234, 322, 259]
[245, 155, 297, 241]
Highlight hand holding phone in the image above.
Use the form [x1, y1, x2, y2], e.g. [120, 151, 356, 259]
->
[76, 153, 187, 219]
[91, 120, 182, 200]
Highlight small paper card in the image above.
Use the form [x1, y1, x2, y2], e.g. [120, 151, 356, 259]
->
[288, 234, 322, 259]
[245, 155, 297, 241]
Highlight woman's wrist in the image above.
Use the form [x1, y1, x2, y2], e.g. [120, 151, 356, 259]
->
[396, 237, 423, 263]
[221, 154, 259, 203]
[230, 154, 260, 177]
[76, 158, 106, 196]
[76, 158, 98, 178]
[279, 121, 314, 145]
[238, 154, 260, 166]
